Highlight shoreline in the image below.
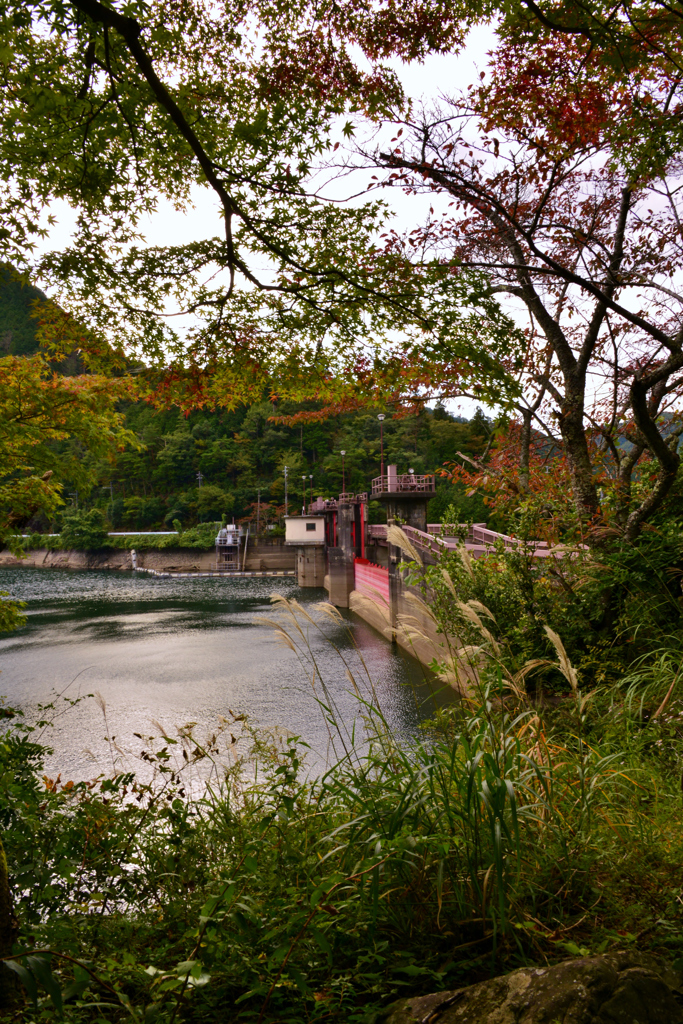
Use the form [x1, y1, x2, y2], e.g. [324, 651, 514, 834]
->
[0, 542, 296, 574]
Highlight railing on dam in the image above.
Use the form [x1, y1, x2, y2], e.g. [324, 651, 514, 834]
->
[367, 523, 568, 560]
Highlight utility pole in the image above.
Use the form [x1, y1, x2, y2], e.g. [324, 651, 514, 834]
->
[377, 414, 385, 480]
[257, 488, 261, 533]
[340, 451, 346, 495]
[196, 471, 204, 522]
[302, 475, 307, 515]
[284, 465, 288, 517]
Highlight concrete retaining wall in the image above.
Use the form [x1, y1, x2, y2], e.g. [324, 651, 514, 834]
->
[0, 541, 296, 574]
[349, 585, 457, 676]
[348, 557, 469, 690]
[0, 547, 132, 570]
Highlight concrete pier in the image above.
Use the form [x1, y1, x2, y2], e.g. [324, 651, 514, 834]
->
[324, 547, 355, 607]
[296, 545, 326, 587]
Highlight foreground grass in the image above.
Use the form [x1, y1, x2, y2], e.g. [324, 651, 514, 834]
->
[2, 600, 683, 1022]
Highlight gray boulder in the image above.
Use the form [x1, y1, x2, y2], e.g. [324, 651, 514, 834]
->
[380, 952, 682, 1024]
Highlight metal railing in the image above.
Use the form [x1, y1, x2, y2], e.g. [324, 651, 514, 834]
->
[371, 473, 435, 496]
[307, 493, 370, 514]
[402, 524, 449, 558]
[368, 522, 571, 561]
[426, 522, 487, 537]
[308, 498, 337, 513]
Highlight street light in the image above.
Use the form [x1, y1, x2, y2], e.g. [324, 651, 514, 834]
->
[284, 465, 288, 517]
[340, 450, 346, 495]
[302, 474, 307, 515]
[377, 414, 386, 481]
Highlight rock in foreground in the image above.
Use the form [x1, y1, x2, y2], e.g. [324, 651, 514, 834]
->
[380, 952, 683, 1024]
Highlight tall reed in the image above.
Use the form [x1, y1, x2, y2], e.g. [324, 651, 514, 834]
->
[1, 592, 679, 1023]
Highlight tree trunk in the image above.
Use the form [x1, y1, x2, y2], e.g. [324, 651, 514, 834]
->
[558, 381, 599, 520]
[519, 409, 532, 493]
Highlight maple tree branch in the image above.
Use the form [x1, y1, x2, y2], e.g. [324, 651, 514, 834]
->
[662, 373, 683, 397]
[76, 39, 96, 99]
[502, 229, 578, 374]
[381, 153, 676, 351]
[519, 0, 594, 40]
[624, 356, 683, 537]
[636, 281, 683, 304]
[69, 0, 243, 293]
[68, 1, 444, 334]
[577, 186, 631, 376]
[621, 1, 683, 75]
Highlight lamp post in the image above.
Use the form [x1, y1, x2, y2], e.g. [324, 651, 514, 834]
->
[340, 450, 346, 495]
[309, 474, 313, 510]
[377, 414, 385, 482]
[302, 474, 307, 515]
[284, 465, 288, 517]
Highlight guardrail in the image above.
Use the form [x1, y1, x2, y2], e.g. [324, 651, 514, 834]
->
[368, 523, 570, 561]
[308, 494, 369, 514]
[371, 473, 436, 496]
[402, 525, 451, 559]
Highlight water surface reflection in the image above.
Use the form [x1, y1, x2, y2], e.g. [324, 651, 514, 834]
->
[0, 567, 451, 780]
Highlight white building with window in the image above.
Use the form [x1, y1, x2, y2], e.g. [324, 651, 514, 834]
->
[284, 516, 325, 545]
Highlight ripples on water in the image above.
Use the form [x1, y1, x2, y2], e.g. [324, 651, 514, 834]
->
[0, 567, 452, 781]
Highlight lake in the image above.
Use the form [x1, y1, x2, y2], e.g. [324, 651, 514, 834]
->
[0, 567, 451, 782]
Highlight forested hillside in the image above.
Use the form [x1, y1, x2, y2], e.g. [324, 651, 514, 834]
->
[98, 401, 492, 531]
[0, 284, 492, 531]
[0, 265, 46, 356]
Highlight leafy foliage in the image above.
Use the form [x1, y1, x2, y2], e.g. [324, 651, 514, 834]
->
[2, 600, 683, 1021]
[0, 350, 138, 541]
[0, 589, 25, 633]
[7, 389, 494, 534]
[58, 507, 108, 550]
[0, 0, 525, 417]
[413, 471, 683, 693]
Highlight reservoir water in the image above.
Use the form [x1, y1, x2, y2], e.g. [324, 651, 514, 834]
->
[0, 567, 449, 782]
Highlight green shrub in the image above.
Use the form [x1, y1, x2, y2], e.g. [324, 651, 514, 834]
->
[0, 591, 26, 633]
[413, 497, 683, 693]
[59, 508, 109, 550]
[197, 485, 234, 521]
